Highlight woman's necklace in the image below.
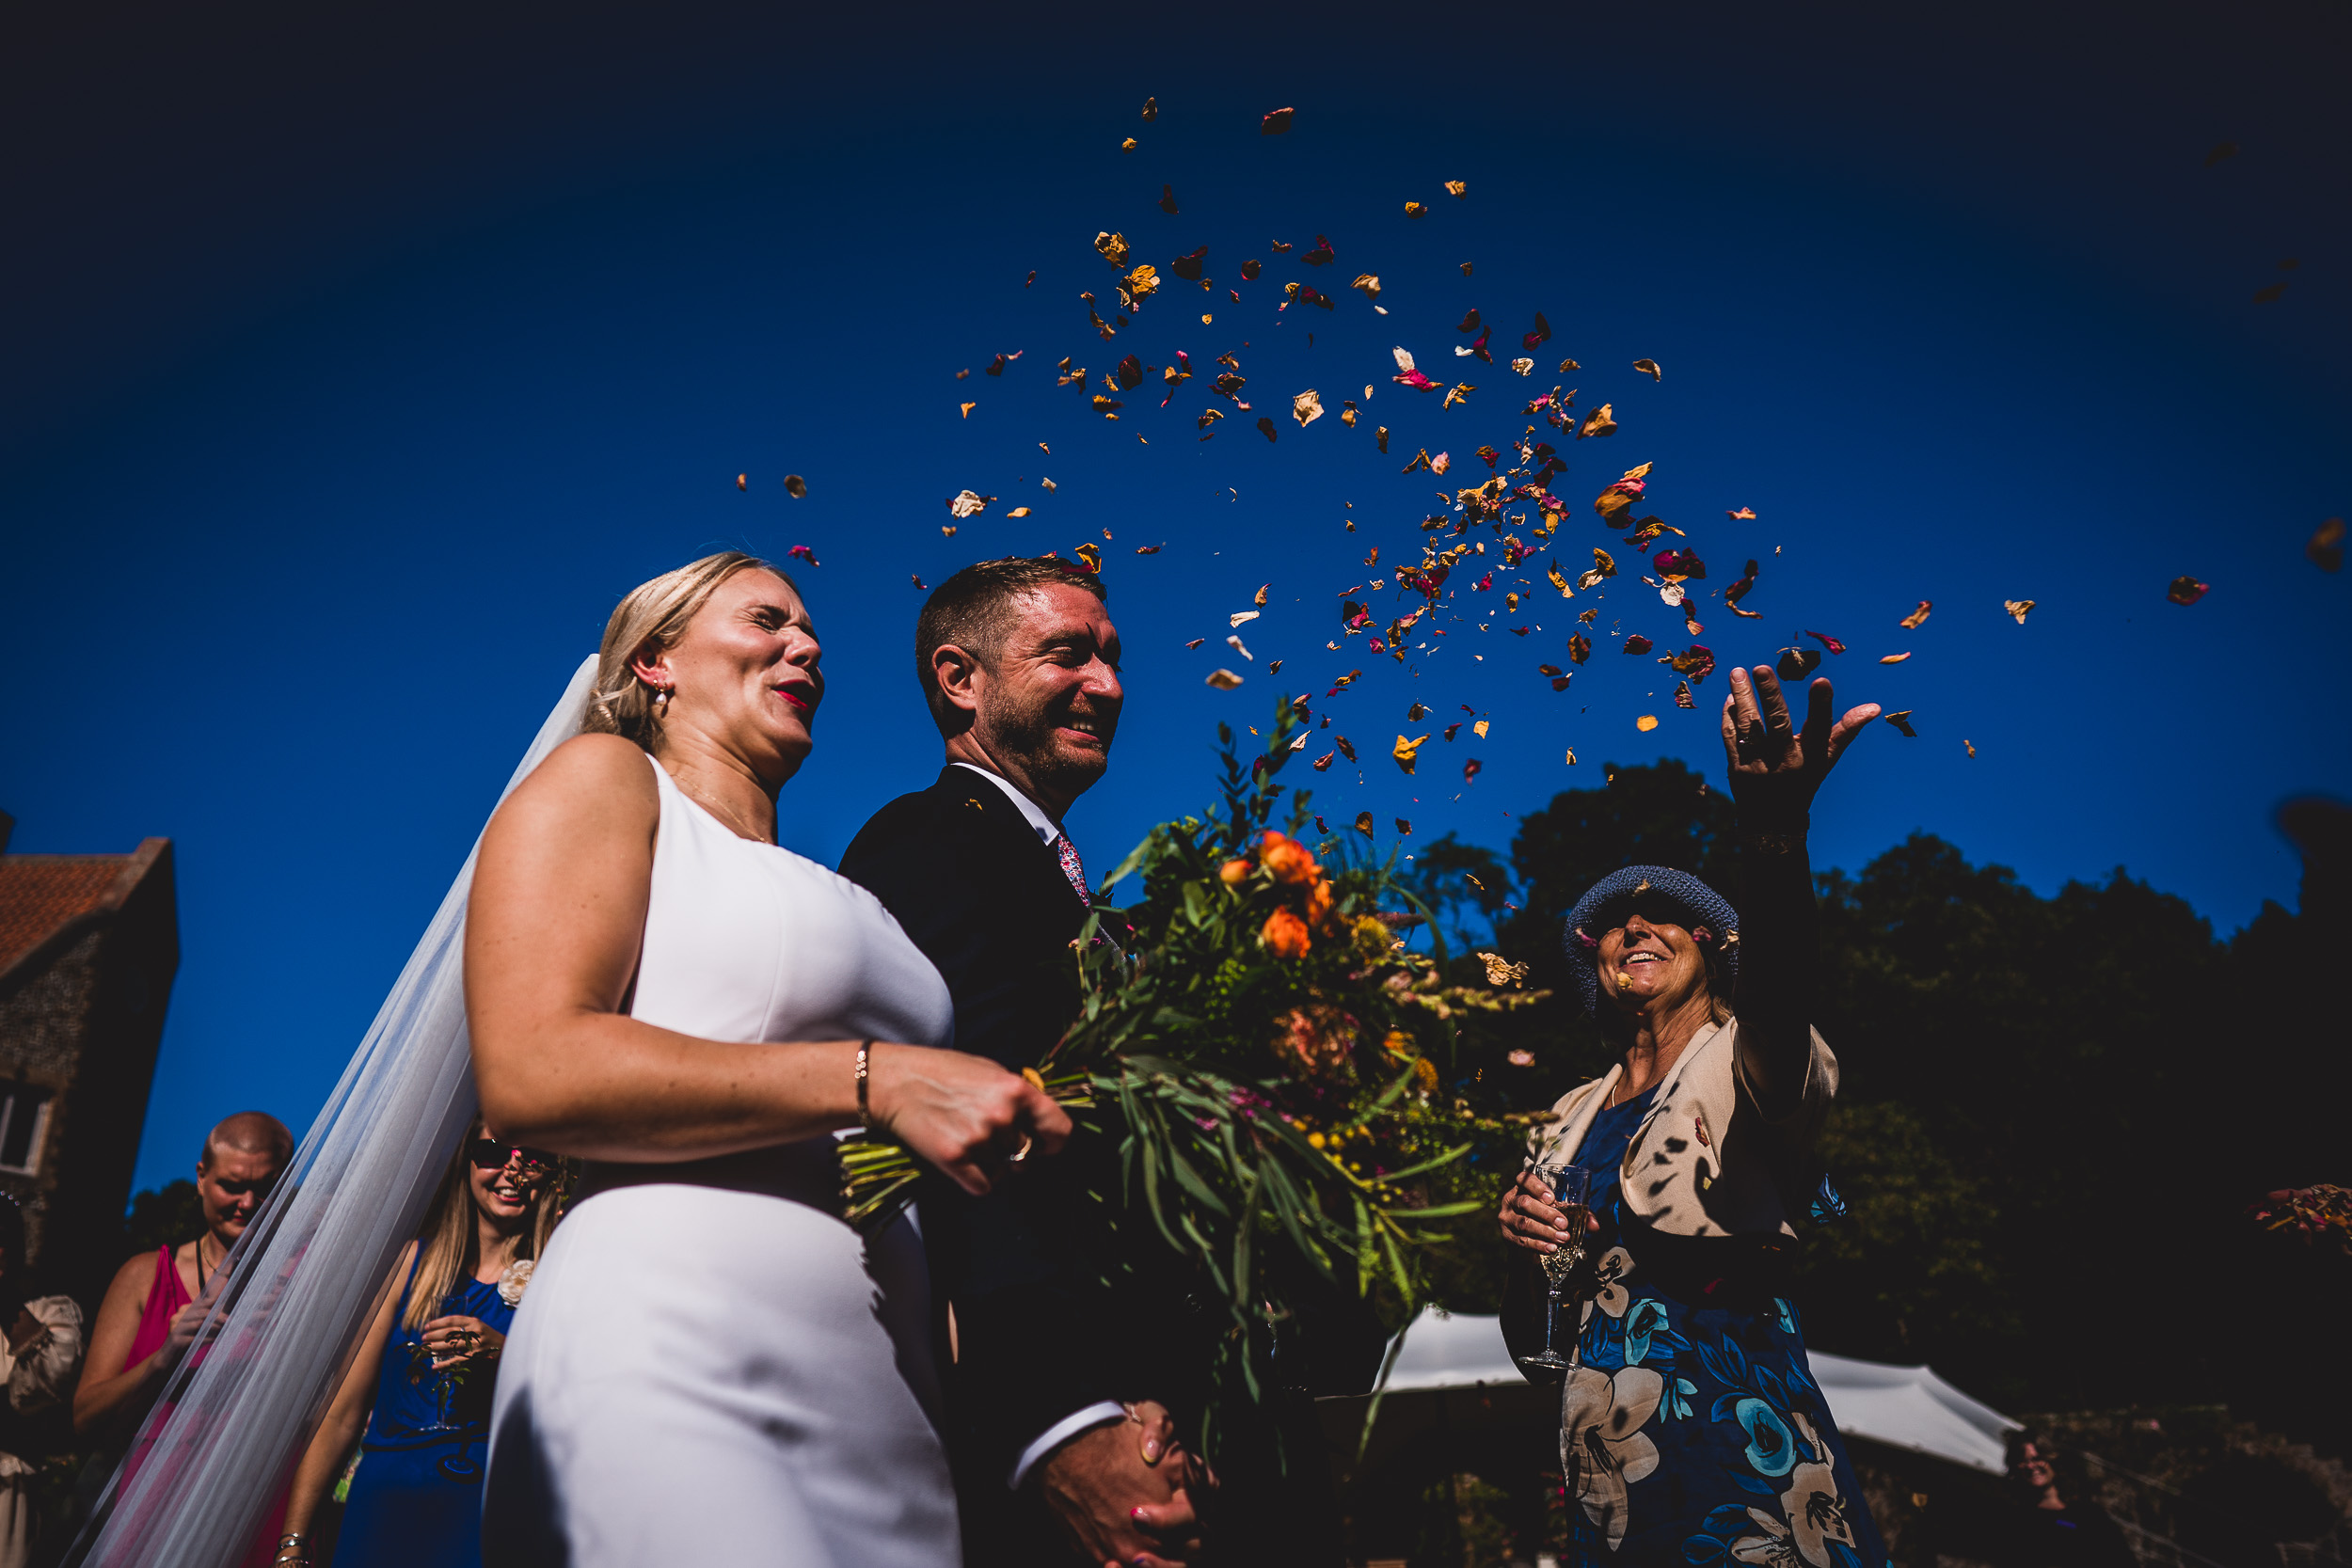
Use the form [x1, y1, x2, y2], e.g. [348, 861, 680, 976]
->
[194, 1233, 224, 1294]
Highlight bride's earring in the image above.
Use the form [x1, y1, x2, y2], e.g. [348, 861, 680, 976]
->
[653, 683, 674, 712]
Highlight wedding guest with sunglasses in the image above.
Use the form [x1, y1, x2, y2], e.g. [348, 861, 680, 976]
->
[1496, 668, 1889, 1565]
[275, 1122, 563, 1568]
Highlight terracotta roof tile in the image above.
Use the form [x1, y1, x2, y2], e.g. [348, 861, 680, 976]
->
[0, 856, 133, 974]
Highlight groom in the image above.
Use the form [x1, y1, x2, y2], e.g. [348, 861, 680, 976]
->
[840, 558, 1216, 1567]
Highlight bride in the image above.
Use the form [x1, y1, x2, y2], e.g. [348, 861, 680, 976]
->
[469, 551, 1068, 1564]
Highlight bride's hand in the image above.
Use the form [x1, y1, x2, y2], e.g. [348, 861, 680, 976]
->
[866, 1045, 1072, 1196]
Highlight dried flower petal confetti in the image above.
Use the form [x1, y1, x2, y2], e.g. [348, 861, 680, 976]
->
[1879, 652, 1911, 664]
[1635, 715, 1660, 732]
[1899, 600, 1931, 629]
[1293, 388, 1324, 426]
[1883, 710, 1918, 737]
[2310, 517, 2345, 571]
[784, 474, 807, 499]
[2004, 599, 2036, 624]
[2167, 576, 2209, 605]
[1206, 668, 1245, 689]
[1632, 358, 1661, 382]
[1261, 106, 1295, 135]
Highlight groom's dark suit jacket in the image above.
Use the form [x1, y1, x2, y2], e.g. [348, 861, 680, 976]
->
[839, 770, 1187, 1512]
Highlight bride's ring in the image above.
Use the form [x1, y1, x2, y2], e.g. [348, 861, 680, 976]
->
[1007, 1132, 1034, 1165]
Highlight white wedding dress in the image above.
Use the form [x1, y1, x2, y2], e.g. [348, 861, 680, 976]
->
[483, 752, 961, 1566]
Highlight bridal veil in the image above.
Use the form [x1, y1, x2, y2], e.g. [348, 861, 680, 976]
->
[66, 656, 599, 1568]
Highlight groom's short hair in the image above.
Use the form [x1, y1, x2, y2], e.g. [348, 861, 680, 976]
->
[916, 557, 1108, 729]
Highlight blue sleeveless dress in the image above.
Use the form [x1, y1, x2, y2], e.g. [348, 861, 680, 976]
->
[1562, 1087, 1889, 1567]
[338, 1262, 517, 1568]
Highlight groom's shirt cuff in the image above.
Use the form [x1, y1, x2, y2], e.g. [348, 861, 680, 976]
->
[1009, 1401, 1128, 1489]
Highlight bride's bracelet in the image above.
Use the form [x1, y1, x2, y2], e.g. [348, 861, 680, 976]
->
[855, 1039, 875, 1130]
[274, 1532, 310, 1566]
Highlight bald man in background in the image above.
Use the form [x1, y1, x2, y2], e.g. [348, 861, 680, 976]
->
[74, 1111, 294, 1440]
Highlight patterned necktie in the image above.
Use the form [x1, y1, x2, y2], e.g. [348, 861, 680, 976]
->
[1053, 833, 1091, 908]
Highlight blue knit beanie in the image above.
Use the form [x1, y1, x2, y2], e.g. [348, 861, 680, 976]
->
[1562, 864, 1740, 1018]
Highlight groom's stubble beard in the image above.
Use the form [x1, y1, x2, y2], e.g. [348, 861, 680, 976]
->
[979, 660, 1117, 807]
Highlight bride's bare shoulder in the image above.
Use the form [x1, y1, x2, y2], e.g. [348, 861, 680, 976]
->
[491, 734, 659, 833]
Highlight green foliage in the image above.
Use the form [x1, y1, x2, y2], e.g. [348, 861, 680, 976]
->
[121, 1180, 203, 1257]
[1474, 761, 2349, 1440]
[1400, 832, 1514, 954]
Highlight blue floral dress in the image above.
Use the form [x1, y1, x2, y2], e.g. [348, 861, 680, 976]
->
[336, 1261, 517, 1568]
[1557, 1087, 1887, 1567]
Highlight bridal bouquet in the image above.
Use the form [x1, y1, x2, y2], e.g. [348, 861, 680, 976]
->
[842, 696, 1547, 1429]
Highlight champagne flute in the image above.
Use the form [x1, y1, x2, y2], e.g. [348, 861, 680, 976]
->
[1517, 1164, 1593, 1371]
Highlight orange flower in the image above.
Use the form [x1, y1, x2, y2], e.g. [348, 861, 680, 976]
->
[1218, 859, 1253, 886]
[1260, 832, 1320, 885]
[1262, 907, 1311, 958]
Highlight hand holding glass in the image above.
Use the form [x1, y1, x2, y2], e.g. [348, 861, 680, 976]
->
[1517, 1164, 1592, 1371]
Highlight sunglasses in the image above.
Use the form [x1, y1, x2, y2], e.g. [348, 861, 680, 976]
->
[469, 1138, 557, 1176]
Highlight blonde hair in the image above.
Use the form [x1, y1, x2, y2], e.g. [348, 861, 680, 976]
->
[403, 1123, 563, 1335]
[584, 550, 797, 752]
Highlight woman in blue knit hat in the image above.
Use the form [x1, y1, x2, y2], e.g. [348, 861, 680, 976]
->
[1497, 665, 1888, 1566]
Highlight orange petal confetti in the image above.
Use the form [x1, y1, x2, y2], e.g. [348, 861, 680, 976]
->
[1120, 137, 1137, 153]
[2004, 599, 2036, 624]
[2311, 517, 2346, 571]
[1206, 669, 1245, 689]
[1136, 543, 1163, 555]
[1879, 652, 1912, 664]
[1726, 506, 1756, 520]
[942, 526, 958, 538]
[1392, 735, 1428, 773]
[1568, 633, 1592, 664]
[1632, 358, 1661, 382]
[784, 475, 807, 499]
[736, 474, 747, 491]
[2167, 576, 2210, 605]
[1093, 231, 1130, 267]
[1564, 748, 1578, 766]
[1443, 382, 1475, 409]
[1293, 388, 1324, 426]
[1141, 97, 1157, 122]
[1008, 506, 1033, 518]
[1405, 201, 1428, 219]
[1899, 600, 1932, 629]
[1074, 544, 1102, 573]
[1635, 715, 1660, 732]
[1353, 812, 1375, 838]
[1261, 107, 1295, 135]
[1883, 710, 1918, 737]
[1473, 719, 1489, 738]
[960, 402, 977, 418]
[1444, 180, 1467, 198]
[1963, 738, 1977, 758]
[1351, 274, 1381, 301]
[1579, 404, 1618, 439]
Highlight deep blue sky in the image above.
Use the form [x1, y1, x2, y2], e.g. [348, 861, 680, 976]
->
[4, 0, 2345, 1196]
